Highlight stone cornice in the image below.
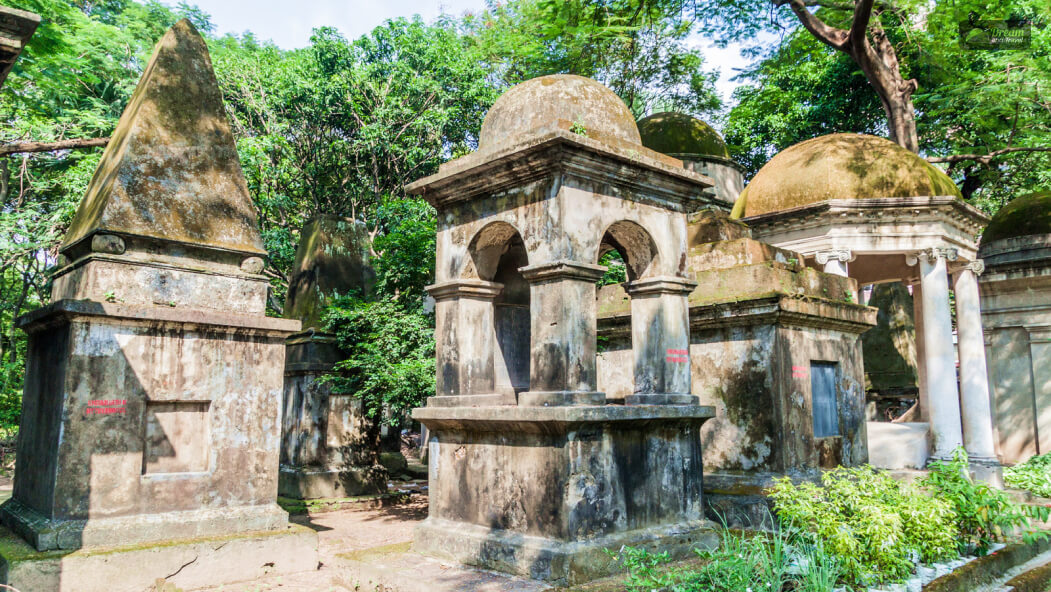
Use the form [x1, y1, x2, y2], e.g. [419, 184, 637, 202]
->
[15, 299, 301, 335]
[519, 260, 607, 283]
[743, 197, 988, 251]
[425, 279, 504, 301]
[404, 129, 718, 212]
[625, 276, 697, 296]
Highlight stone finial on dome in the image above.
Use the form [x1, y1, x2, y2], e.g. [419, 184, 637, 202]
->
[731, 133, 961, 219]
[478, 74, 642, 152]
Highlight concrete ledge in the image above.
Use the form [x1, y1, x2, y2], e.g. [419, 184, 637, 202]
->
[0, 522, 318, 592]
[16, 299, 301, 334]
[278, 464, 387, 499]
[413, 517, 718, 586]
[413, 404, 715, 432]
[925, 537, 1051, 592]
[0, 499, 289, 551]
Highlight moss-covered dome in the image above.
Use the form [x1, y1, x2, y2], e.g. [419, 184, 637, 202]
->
[730, 133, 961, 219]
[981, 191, 1051, 246]
[637, 112, 729, 159]
[478, 74, 641, 152]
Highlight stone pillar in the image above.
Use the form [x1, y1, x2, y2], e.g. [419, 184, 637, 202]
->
[625, 276, 698, 405]
[953, 260, 1000, 468]
[426, 279, 510, 407]
[519, 260, 606, 406]
[907, 248, 964, 460]
[912, 282, 929, 420]
[815, 249, 854, 277]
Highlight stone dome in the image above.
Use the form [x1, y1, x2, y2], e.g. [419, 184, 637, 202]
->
[730, 133, 961, 218]
[478, 74, 641, 152]
[981, 190, 1051, 246]
[637, 112, 729, 159]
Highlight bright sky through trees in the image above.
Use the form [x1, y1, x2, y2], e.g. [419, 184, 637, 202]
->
[187, 0, 753, 102]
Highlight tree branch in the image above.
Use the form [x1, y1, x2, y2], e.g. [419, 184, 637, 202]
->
[785, 0, 849, 51]
[926, 146, 1051, 165]
[0, 137, 110, 157]
[850, 0, 876, 49]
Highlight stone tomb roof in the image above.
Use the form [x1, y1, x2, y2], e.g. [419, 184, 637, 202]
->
[981, 190, 1051, 246]
[0, 6, 39, 89]
[284, 216, 375, 331]
[60, 19, 266, 259]
[731, 134, 961, 219]
[478, 74, 642, 153]
[637, 111, 730, 160]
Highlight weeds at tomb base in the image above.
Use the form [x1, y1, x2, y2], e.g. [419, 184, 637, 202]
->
[614, 449, 1051, 591]
[1005, 452, 1051, 499]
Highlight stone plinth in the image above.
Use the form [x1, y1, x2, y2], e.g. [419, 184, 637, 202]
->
[412, 405, 717, 585]
[2, 300, 297, 551]
[280, 331, 386, 498]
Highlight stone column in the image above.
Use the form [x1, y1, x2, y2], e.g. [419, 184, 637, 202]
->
[953, 260, 1000, 466]
[426, 279, 511, 407]
[907, 248, 964, 460]
[519, 260, 607, 406]
[625, 276, 698, 405]
[912, 282, 929, 421]
[815, 249, 854, 277]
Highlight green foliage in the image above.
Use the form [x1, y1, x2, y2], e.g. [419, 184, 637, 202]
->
[464, 0, 721, 116]
[598, 249, 627, 286]
[371, 198, 437, 309]
[1005, 452, 1051, 499]
[769, 466, 959, 587]
[923, 448, 1051, 555]
[322, 296, 435, 438]
[612, 524, 842, 592]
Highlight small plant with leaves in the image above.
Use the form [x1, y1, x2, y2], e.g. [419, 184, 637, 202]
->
[1005, 452, 1051, 499]
[922, 448, 1051, 555]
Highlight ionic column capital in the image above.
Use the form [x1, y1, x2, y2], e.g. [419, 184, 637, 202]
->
[951, 259, 985, 276]
[906, 247, 958, 266]
[814, 249, 855, 265]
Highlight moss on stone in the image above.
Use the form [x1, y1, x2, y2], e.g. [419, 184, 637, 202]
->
[61, 19, 265, 256]
[981, 190, 1051, 245]
[731, 133, 962, 219]
[478, 74, 642, 152]
[637, 112, 730, 159]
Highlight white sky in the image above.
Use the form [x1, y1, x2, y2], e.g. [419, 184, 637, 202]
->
[188, 0, 753, 109]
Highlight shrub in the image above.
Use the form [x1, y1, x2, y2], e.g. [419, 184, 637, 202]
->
[1005, 452, 1051, 499]
[769, 466, 958, 587]
[922, 448, 1050, 555]
[613, 525, 843, 592]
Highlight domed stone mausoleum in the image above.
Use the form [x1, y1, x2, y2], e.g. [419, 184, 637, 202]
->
[735, 133, 997, 475]
[978, 191, 1051, 464]
[637, 111, 746, 204]
[405, 74, 725, 584]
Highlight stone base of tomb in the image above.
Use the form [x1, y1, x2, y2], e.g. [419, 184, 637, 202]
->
[412, 404, 717, 585]
[413, 516, 717, 585]
[278, 464, 388, 499]
[0, 522, 318, 592]
[701, 472, 789, 528]
[0, 498, 289, 552]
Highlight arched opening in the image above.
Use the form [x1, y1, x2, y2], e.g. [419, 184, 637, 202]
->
[467, 222, 531, 395]
[599, 220, 659, 282]
[595, 221, 660, 401]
